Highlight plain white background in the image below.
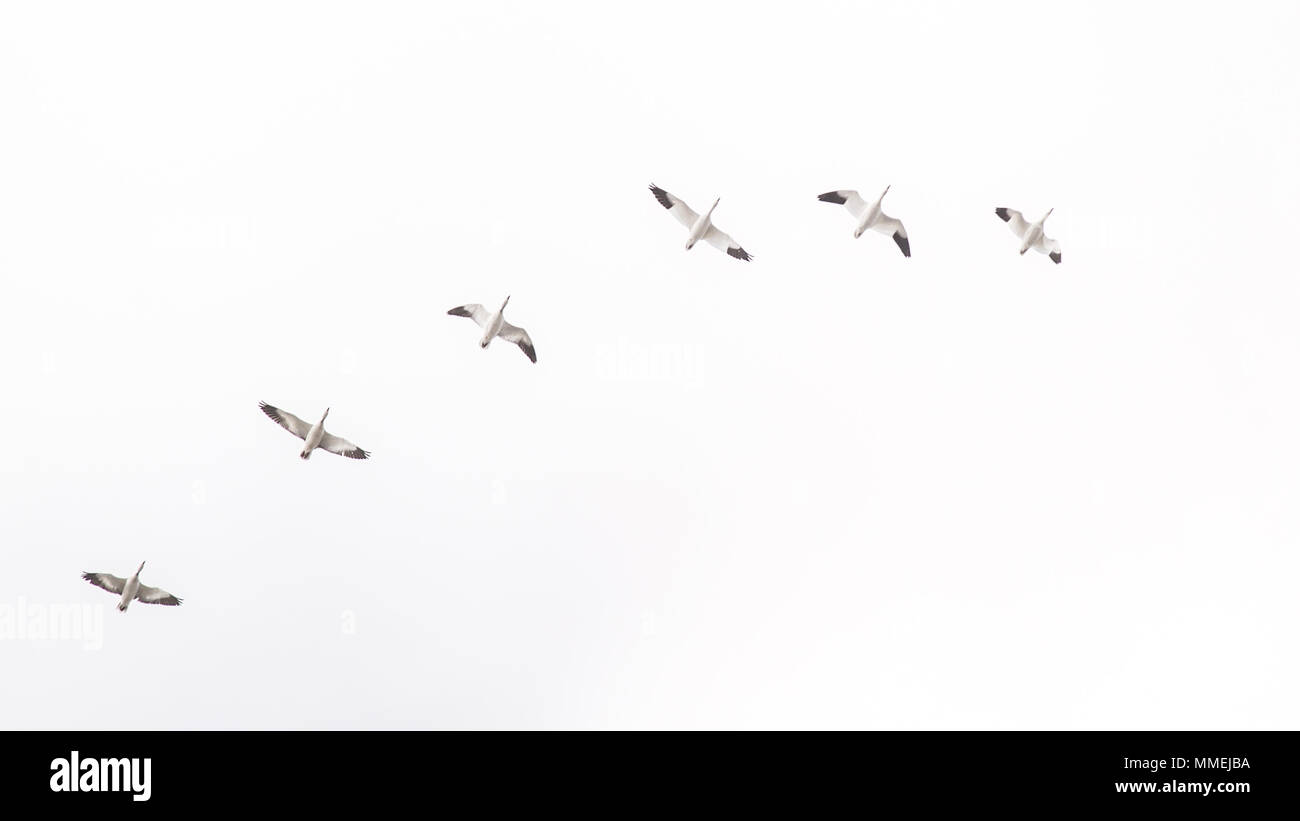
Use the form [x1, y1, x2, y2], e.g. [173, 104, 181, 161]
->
[1, 1, 1297, 728]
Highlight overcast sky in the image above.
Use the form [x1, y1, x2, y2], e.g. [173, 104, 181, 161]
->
[1, 1, 1297, 729]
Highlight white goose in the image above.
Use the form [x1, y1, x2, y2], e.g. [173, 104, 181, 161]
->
[447, 296, 537, 363]
[817, 186, 911, 257]
[259, 402, 371, 459]
[996, 207, 1062, 263]
[82, 562, 182, 612]
[649, 184, 753, 261]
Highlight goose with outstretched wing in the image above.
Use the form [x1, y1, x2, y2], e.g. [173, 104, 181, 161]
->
[82, 562, 182, 612]
[447, 296, 537, 363]
[996, 206, 1061, 263]
[817, 185, 911, 257]
[259, 402, 371, 459]
[649, 184, 753, 261]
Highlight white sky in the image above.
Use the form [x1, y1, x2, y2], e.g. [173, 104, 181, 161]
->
[1, 1, 1297, 729]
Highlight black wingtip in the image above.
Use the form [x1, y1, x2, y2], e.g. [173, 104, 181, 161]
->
[649, 184, 672, 209]
[818, 191, 847, 205]
[894, 232, 911, 258]
[727, 247, 753, 261]
[995, 207, 1011, 222]
[1050, 251, 1062, 264]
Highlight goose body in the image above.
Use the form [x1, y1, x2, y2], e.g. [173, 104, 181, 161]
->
[687, 205, 715, 249]
[82, 562, 182, 612]
[649, 184, 753, 261]
[259, 403, 371, 459]
[447, 296, 537, 363]
[817, 186, 911, 257]
[996, 207, 1061, 263]
[121, 572, 139, 609]
[303, 417, 325, 455]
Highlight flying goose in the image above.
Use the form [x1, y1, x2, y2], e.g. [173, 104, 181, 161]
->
[447, 296, 537, 363]
[817, 186, 911, 257]
[259, 402, 371, 459]
[82, 562, 182, 612]
[648, 184, 753, 261]
[996, 207, 1062, 263]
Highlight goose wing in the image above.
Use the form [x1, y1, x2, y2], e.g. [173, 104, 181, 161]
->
[136, 584, 183, 606]
[817, 190, 868, 219]
[447, 304, 489, 327]
[319, 432, 371, 459]
[259, 402, 312, 440]
[703, 225, 753, 261]
[1036, 233, 1062, 264]
[870, 213, 911, 257]
[498, 321, 537, 363]
[649, 184, 700, 230]
[995, 207, 1030, 238]
[82, 572, 127, 595]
